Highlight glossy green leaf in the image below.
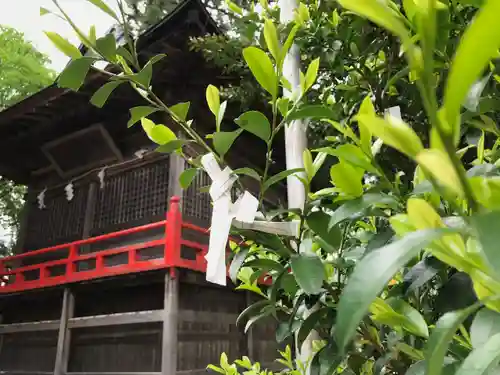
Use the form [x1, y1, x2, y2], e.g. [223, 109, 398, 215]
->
[336, 229, 449, 354]
[290, 253, 325, 295]
[90, 81, 122, 108]
[281, 25, 299, 66]
[95, 33, 117, 61]
[329, 193, 398, 228]
[44, 32, 82, 59]
[306, 211, 341, 249]
[304, 58, 320, 92]
[337, 0, 410, 42]
[133, 54, 165, 88]
[325, 144, 377, 173]
[426, 303, 482, 375]
[84, 0, 118, 20]
[217, 101, 227, 130]
[40, 7, 51, 16]
[232, 168, 261, 182]
[416, 149, 463, 197]
[470, 211, 500, 274]
[236, 299, 269, 327]
[127, 106, 159, 127]
[225, 0, 243, 14]
[303, 149, 314, 181]
[156, 140, 191, 153]
[388, 298, 429, 338]
[141, 120, 177, 145]
[235, 111, 271, 141]
[297, 307, 332, 349]
[357, 114, 423, 158]
[58, 57, 96, 91]
[179, 168, 198, 189]
[213, 130, 243, 158]
[263, 19, 280, 62]
[454, 333, 500, 375]
[169, 102, 190, 122]
[88, 25, 96, 44]
[117, 46, 135, 66]
[471, 308, 500, 349]
[443, 0, 500, 140]
[330, 162, 364, 197]
[263, 168, 304, 192]
[287, 105, 336, 121]
[206, 84, 220, 118]
[229, 247, 249, 284]
[243, 46, 277, 98]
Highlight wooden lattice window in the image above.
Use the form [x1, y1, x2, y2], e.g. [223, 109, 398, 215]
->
[23, 185, 88, 251]
[182, 167, 211, 225]
[92, 159, 170, 234]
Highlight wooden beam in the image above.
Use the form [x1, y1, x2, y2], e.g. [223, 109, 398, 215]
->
[167, 132, 185, 202]
[54, 288, 74, 375]
[68, 310, 163, 329]
[0, 319, 60, 334]
[161, 272, 179, 375]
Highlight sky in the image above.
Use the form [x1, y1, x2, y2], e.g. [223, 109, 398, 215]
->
[0, 0, 120, 72]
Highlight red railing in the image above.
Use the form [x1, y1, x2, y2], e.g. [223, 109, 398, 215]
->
[0, 196, 213, 294]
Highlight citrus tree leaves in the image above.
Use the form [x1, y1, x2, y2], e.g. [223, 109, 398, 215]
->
[470, 211, 500, 274]
[336, 229, 449, 353]
[471, 308, 500, 349]
[235, 111, 271, 142]
[58, 57, 96, 90]
[243, 46, 277, 98]
[213, 130, 243, 158]
[44, 32, 82, 59]
[443, 0, 500, 140]
[128, 106, 159, 127]
[454, 333, 500, 375]
[90, 81, 122, 108]
[179, 168, 198, 189]
[290, 253, 325, 295]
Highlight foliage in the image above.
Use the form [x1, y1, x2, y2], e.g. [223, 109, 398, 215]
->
[0, 25, 49, 246]
[0, 25, 55, 110]
[45, 0, 500, 374]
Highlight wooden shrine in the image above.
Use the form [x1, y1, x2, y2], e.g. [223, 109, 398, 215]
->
[0, 0, 284, 373]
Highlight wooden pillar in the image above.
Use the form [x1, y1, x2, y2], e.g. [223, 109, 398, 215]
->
[161, 272, 179, 375]
[167, 145, 185, 201]
[54, 288, 75, 375]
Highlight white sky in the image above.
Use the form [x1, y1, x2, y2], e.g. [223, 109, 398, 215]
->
[0, 0, 120, 72]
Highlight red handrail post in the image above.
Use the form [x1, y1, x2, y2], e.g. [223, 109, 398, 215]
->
[67, 245, 77, 276]
[165, 196, 182, 270]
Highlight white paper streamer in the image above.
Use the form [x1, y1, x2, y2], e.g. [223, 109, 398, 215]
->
[98, 167, 107, 189]
[65, 182, 74, 201]
[37, 188, 47, 209]
[201, 153, 300, 286]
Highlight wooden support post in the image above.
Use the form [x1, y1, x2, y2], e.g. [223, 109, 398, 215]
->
[54, 288, 75, 375]
[161, 272, 179, 375]
[167, 144, 185, 202]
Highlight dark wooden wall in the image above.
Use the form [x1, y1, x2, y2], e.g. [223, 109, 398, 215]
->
[0, 273, 279, 374]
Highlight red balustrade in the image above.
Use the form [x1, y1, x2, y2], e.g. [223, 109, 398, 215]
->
[0, 196, 215, 294]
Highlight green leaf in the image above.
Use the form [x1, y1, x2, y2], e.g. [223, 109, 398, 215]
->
[40, 7, 51, 16]
[288, 105, 336, 121]
[95, 33, 117, 61]
[325, 144, 377, 174]
[127, 106, 159, 127]
[306, 211, 341, 249]
[357, 114, 423, 158]
[443, 0, 500, 141]
[142, 121, 177, 145]
[425, 303, 482, 375]
[243, 46, 277, 98]
[329, 193, 398, 228]
[85, 0, 119, 20]
[229, 248, 249, 284]
[387, 298, 429, 338]
[290, 253, 325, 295]
[225, 0, 244, 14]
[263, 19, 280, 62]
[44, 31, 82, 59]
[303, 149, 314, 181]
[155, 139, 191, 153]
[90, 81, 122, 108]
[454, 333, 500, 375]
[330, 162, 364, 197]
[416, 149, 463, 197]
[281, 25, 299, 67]
[58, 57, 95, 90]
[471, 308, 500, 349]
[336, 229, 449, 354]
[236, 299, 269, 327]
[470, 211, 500, 275]
[117, 46, 135, 66]
[213, 130, 243, 158]
[235, 111, 271, 142]
[337, 0, 410, 42]
[304, 58, 320, 92]
[297, 307, 333, 349]
[88, 25, 97, 44]
[179, 168, 198, 189]
[232, 168, 261, 182]
[169, 102, 190, 121]
[206, 84, 220, 118]
[263, 168, 304, 192]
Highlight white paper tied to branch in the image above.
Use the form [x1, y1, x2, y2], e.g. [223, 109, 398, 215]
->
[201, 153, 299, 286]
[37, 188, 47, 209]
